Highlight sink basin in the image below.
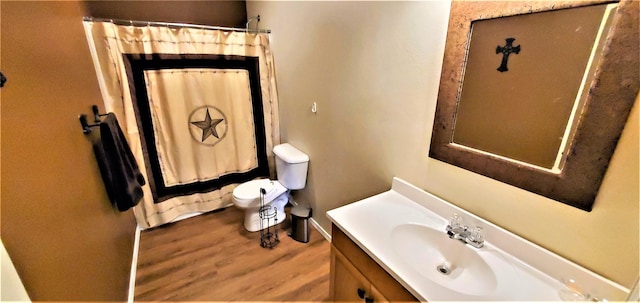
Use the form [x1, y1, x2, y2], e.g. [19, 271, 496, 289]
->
[390, 223, 498, 296]
[327, 178, 629, 301]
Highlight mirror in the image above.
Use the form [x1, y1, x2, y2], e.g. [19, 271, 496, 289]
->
[429, 0, 638, 211]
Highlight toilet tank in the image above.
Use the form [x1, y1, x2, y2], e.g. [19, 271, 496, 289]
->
[273, 143, 309, 190]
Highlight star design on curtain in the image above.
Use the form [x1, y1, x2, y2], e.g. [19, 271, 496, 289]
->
[190, 108, 224, 142]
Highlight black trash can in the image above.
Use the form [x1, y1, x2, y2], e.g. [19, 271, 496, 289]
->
[289, 205, 312, 243]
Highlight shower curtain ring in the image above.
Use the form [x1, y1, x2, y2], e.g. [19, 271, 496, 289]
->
[246, 15, 261, 31]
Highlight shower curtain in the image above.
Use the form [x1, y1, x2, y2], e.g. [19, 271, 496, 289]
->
[83, 21, 280, 228]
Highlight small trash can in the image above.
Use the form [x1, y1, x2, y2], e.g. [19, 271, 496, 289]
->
[289, 205, 312, 243]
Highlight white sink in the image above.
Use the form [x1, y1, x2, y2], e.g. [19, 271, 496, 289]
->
[326, 177, 630, 301]
[390, 223, 498, 296]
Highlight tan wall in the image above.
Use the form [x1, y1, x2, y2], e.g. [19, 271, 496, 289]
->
[1, 1, 137, 300]
[1, 1, 247, 300]
[247, 1, 639, 289]
[84, 1, 247, 28]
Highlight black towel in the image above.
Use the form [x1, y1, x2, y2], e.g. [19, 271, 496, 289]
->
[93, 113, 146, 211]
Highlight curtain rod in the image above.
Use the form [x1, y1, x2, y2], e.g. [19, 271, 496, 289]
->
[83, 16, 271, 34]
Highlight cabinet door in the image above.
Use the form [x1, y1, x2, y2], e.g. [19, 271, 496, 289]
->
[369, 286, 390, 303]
[332, 247, 371, 302]
[331, 225, 418, 303]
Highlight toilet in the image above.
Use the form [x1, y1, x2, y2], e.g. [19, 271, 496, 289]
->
[232, 143, 309, 232]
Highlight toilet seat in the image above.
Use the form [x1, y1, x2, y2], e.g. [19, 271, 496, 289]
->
[233, 179, 286, 208]
[234, 179, 275, 200]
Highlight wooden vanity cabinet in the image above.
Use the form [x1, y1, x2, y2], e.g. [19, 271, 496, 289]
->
[330, 224, 419, 303]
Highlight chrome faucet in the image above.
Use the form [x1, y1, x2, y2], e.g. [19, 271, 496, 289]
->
[445, 213, 485, 248]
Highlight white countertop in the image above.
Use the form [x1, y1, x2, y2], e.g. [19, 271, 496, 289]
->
[326, 177, 630, 302]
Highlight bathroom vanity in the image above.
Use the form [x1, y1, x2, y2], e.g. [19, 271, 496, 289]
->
[330, 224, 418, 302]
[327, 178, 631, 302]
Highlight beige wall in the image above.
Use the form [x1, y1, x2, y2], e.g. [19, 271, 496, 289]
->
[1, 1, 247, 300]
[247, 1, 639, 289]
[1, 1, 137, 300]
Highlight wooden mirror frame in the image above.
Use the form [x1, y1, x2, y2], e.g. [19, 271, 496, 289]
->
[429, 0, 638, 211]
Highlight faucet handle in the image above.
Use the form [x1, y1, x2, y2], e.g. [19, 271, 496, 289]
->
[449, 213, 462, 228]
[559, 279, 591, 301]
[469, 226, 484, 243]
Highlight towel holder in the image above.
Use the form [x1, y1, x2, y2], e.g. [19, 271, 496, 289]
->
[91, 105, 108, 123]
[79, 105, 107, 134]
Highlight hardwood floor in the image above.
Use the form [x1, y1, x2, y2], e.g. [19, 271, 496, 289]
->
[134, 206, 331, 301]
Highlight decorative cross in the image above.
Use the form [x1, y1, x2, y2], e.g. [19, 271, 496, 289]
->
[496, 38, 521, 72]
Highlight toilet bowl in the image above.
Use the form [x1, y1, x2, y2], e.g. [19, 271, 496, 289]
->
[232, 143, 310, 232]
[232, 179, 288, 232]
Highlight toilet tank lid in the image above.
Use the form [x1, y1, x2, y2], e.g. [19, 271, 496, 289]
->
[273, 143, 309, 163]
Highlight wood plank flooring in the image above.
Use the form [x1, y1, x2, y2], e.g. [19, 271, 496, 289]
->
[134, 206, 331, 301]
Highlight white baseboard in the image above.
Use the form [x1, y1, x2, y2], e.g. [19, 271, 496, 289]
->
[128, 225, 141, 303]
[127, 211, 204, 301]
[310, 217, 331, 242]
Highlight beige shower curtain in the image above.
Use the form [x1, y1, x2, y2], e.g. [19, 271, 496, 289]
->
[83, 21, 280, 228]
